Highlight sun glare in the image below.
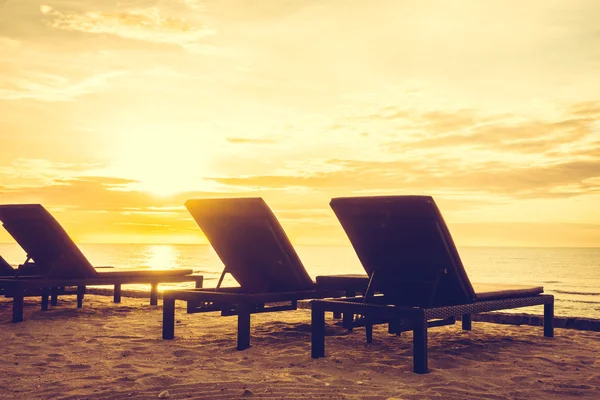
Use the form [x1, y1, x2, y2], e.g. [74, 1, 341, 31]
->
[142, 244, 180, 269]
[107, 125, 222, 196]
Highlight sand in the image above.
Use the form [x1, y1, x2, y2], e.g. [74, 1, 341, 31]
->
[1, 294, 599, 400]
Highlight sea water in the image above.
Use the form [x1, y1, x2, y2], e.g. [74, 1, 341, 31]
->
[1, 243, 598, 319]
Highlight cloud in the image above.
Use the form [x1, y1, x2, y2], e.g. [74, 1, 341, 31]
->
[0, 36, 20, 48]
[225, 137, 277, 144]
[343, 104, 596, 156]
[39, 4, 214, 52]
[0, 170, 328, 215]
[0, 174, 346, 244]
[2, 173, 597, 246]
[0, 176, 210, 241]
[0, 159, 106, 189]
[207, 154, 600, 200]
[568, 101, 600, 117]
[451, 222, 600, 247]
[0, 70, 125, 101]
[54, 176, 138, 187]
[183, 0, 204, 11]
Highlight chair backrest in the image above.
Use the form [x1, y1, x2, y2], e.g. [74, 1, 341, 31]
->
[0, 205, 97, 279]
[0, 255, 15, 276]
[330, 196, 476, 307]
[185, 198, 314, 293]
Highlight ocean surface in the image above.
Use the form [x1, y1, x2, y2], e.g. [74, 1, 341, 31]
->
[1, 244, 598, 319]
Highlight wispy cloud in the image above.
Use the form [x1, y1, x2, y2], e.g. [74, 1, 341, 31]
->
[206, 101, 600, 201]
[0, 159, 105, 188]
[40, 4, 214, 52]
[0, 175, 337, 243]
[333, 102, 599, 157]
[0, 70, 125, 101]
[450, 222, 600, 247]
[0, 36, 20, 48]
[2, 173, 598, 246]
[225, 137, 278, 144]
[208, 155, 600, 200]
[183, 0, 204, 11]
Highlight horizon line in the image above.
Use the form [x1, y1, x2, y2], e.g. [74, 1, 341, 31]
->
[0, 242, 599, 249]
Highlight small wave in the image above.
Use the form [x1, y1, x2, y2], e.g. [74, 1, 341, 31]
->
[560, 299, 600, 305]
[542, 280, 560, 284]
[554, 290, 600, 296]
[192, 270, 222, 274]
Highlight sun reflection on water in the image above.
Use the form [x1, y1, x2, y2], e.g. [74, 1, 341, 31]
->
[142, 244, 180, 270]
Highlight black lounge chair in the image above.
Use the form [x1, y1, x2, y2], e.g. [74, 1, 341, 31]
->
[0, 204, 203, 322]
[0, 254, 48, 296]
[1, 253, 48, 277]
[162, 198, 342, 350]
[0, 255, 15, 276]
[310, 196, 554, 373]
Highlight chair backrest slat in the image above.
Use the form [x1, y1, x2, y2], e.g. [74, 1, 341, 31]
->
[330, 195, 476, 307]
[185, 198, 314, 293]
[0, 205, 97, 279]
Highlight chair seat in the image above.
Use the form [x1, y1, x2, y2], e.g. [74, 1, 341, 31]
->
[96, 268, 193, 278]
[472, 283, 543, 301]
[315, 274, 370, 291]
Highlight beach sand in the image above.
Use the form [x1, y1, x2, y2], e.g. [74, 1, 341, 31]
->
[1, 295, 598, 400]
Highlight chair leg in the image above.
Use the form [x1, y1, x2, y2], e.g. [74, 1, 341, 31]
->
[237, 305, 251, 350]
[366, 322, 373, 343]
[150, 283, 158, 306]
[41, 287, 49, 311]
[195, 277, 203, 288]
[462, 314, 472, 330]
[113, 284, 122, 303]
[342, 312, 354, 332]
[311, 303, 326, 358]
[77, 286, 85, 308]
[13, 289, 24, 323]
[162, 296, 176, 340]
[342, 290, 356, 331]
[389, 318, 402, 335]
[413, 313, 429, 374]
[50, 288, 59, 306]
[544, 301, 554, 338]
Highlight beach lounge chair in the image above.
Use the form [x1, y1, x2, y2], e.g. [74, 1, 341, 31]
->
[310, 196, 554, 373]
[162, 198, 343, 350]
[0, 204, 203, 322]
[1, 253, 87, 301]
[0, 255, 15, 276]
[0, 254, 51, 297]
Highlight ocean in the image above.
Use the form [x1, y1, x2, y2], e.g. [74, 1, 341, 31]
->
[1, 243, 598, 319]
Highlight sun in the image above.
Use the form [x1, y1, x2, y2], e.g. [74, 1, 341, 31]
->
[105, 124, 222, 196]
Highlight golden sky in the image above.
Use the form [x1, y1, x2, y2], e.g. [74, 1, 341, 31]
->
[1, 0, 599, 247]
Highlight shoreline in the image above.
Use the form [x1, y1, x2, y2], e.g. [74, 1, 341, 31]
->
[468, 311, 600, 332]
[85, 287, 600, 332]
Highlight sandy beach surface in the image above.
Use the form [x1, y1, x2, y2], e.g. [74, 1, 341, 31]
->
[1, 294, 598, 400]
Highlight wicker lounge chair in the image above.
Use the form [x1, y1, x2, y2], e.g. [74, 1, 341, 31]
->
[0, 255, 15, 276]
[310, 195, 554, 373]
[162, 198, 342, 350]
[0, 204, 203, 322]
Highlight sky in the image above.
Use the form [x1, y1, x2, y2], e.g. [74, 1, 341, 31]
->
[0, 0, 599, 247]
